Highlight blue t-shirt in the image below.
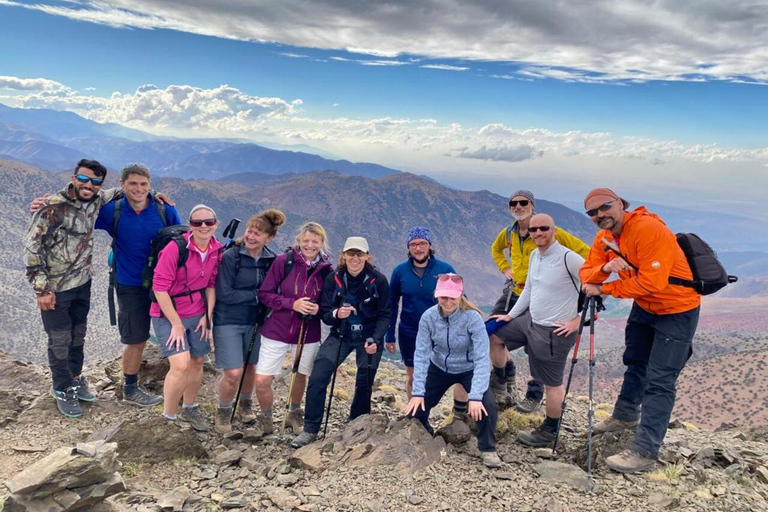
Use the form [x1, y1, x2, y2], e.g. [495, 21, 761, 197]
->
[95, 195, 181, 286]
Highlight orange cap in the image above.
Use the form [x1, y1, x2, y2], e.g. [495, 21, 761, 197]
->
[584, 188, 629, 210]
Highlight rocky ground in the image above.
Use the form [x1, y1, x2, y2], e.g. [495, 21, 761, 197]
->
[2, 347, 768, 511]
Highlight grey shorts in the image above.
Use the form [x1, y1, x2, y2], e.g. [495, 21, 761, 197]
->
[212, 324, 259, 370]
[494, 310, 577, 387]
[152, 314, 210, 359]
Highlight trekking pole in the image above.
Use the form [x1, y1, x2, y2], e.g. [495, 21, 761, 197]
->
[231, 306, 266, 423]
[551, 295, 591, 457]
[587, 296, 598, 490]
[222, 218, 242, 250]
[323, 306, 349, 439]
[503, 279, 514, 312]
[281, 318, 308, 433]
[365, 338, 375, 414]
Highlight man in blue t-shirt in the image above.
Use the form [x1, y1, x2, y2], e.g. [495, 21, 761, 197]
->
[387, 227, 472, 420]
[95, 164, 181, 406]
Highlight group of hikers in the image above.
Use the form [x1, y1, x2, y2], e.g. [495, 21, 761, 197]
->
[24, 159, 703, 474]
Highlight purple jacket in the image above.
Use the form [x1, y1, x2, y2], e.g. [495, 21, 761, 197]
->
[258, 248, 333, 344]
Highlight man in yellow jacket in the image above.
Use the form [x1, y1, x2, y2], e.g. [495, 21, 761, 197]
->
[489, 190, 590, 412]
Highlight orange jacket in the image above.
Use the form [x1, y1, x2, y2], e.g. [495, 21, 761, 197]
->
[579, 207, 700, 315]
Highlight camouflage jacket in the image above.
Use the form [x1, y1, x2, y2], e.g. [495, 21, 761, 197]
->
[23, 184, 120, 295]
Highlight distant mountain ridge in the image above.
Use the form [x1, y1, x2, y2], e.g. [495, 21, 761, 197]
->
[0, 105, 400, 179]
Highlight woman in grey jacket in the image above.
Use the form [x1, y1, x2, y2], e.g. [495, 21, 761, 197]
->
[404, 273, 502, 468]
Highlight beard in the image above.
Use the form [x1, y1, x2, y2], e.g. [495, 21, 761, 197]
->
[74, 187, 96, 202]
[411, 254, 429, 265]
[513, 211, 532, 221]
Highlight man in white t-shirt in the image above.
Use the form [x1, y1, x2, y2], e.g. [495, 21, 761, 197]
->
[489, 213, 584, 447]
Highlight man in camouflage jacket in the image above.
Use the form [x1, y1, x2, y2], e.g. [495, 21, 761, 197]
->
[23, 159, 119, 418]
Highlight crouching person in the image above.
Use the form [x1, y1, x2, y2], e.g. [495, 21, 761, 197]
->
[404, 274, 502, 469]
[291, 237, 391, 448]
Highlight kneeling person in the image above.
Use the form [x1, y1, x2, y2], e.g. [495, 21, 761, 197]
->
[489, 214, 584, 447]
[405, 274, 501, 469]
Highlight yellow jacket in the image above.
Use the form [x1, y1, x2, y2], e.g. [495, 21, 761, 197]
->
[491, 222, 591, 295]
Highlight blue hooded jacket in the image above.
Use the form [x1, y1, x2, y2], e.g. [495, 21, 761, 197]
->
[386, 256, 455, 343]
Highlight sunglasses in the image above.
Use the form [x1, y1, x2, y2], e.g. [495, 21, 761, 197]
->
[189, 218, 217, 227]
[344, 250, 367, 258]
[437, 274, 463, 283]
[585, 200, 616, 217]
[509, 200, 530, 207]
[529, 226, 552, 233]
[74, 174, 104, 186]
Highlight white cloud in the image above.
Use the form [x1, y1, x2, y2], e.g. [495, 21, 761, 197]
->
[3, 0, 768, 83]
[0, 75, 69, 91]
[420, 64, 469, 72]
[457, 145, 542, 162]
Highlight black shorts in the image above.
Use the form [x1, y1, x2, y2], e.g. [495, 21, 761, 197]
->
[117, 285, 152, 345]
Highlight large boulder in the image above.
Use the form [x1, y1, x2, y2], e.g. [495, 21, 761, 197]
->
[3, 441, 125, 511]
[290, 414, 447, 477]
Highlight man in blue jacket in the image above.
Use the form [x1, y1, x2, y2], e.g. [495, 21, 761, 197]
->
[95, 164, 181, 406]
[386, 228, 466, 407]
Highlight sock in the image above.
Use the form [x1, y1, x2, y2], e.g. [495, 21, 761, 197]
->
[163, 413, 177, 421]
[505, 361, 515, 379]
[453, 400, 468, 415]
[493, 366, 506, 379]
[182, 402, 198, 409]
[289, 403, 301, 411]
[240, 393, 253, 402]
[544, 416, 560, 431]
[123, 373, 138, 394]
[219, 400, 234, 409]
[262, 408, 273, 418]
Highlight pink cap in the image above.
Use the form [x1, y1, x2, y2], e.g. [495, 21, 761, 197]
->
[434, 274, 464, 299]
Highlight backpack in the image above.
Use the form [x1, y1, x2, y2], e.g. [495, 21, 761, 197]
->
[141, 225, 191, 293]
[107, 199, 170, 325]
[669, 233, 738, 295]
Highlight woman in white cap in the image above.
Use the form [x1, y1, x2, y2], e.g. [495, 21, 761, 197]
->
[403, 273, 502, 468]
[291, 236, 391, 448]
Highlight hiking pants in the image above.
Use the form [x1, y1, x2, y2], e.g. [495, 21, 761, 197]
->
[613, 303, 699, 459]
[491, 289, 543, 402]
[415, 363, 498, 452]
[303, 335, 383, 434]
[41, 281, 91, 391]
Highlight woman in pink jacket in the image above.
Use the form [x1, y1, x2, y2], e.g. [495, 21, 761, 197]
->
[152, 204, 222, 432]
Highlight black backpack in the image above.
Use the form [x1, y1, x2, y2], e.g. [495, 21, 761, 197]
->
[669, 233, 738, 295]
[141, 225, 191, 292]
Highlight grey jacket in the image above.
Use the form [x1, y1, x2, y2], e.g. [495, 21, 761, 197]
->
[412, 305, 490, 402]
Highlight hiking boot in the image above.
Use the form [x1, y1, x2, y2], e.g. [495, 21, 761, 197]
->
[481, 451, 503, 469]
[259, 413, 274, 435]
[51, 387, 82, 418]
[236, 399, 257, 424]
[286, 408, 304, 433]
[179, 404, 208, 432]
[515, 395, 543, 414]
[605, 449, 656, 473]
[123, 385, 163, 407]
[215, 406, 233, 434]
[73, 376, 96, 402]
[506, 375, 519, 407]
[489, 373, 510, 409]
[593, 416, 640, 435]
[291, 431, 318, 449]
[517, 425, 557, 447]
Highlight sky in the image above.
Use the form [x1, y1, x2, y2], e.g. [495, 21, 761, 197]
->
[0, 0, 766, 217]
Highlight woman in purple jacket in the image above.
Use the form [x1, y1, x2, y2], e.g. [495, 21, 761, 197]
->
[256, 222, 333, 433]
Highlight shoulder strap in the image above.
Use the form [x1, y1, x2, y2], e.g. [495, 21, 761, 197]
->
[276, 250, 295, 295]
[112, 198, 124, 236]
[175, 237, 189, 268]
[563, 250, 579, 293]
[506, 224, 513, 250]
[155, 201, 169, 228]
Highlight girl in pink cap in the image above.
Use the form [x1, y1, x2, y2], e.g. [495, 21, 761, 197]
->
[404, 273, 502, 468]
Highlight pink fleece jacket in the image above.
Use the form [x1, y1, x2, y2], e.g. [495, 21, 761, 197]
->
[150, 231, 222, 318]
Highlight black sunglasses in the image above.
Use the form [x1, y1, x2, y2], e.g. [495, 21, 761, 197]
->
[529, 226, 552, 233]
[585, 200, 616, 217]
[189, 218, 217, 227]
[509, 200, 530, 207]
[74, 174, 104, 186]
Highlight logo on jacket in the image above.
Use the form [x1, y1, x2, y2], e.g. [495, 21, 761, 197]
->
[651, 261, 660, 269]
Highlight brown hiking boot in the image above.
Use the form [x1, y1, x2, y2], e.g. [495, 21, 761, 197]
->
[215, 406, 232, 434]
[489, 373, 510, 409]
[593, 416, 640, 434]
[286, 408, 304, 433]
[482, 451, 503, 469]
[506, 375, 518, 407]
[236, 398, 257, 424]
[605, 449, 656, 473]
[260, 413, 274, 435]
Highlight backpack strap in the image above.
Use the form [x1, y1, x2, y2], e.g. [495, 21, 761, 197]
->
[276, 250, 295, 295]
[563, 250, 579, 293]
[155, 201, 169, 228]
[506, 224, 513, 250]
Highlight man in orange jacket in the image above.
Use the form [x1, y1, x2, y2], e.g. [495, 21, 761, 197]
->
[580, 188, 700, 473]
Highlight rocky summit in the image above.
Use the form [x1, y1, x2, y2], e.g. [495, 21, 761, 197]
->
[1, 348, 768, 511]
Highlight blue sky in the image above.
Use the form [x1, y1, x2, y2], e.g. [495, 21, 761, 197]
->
[1, 0, 766, 215]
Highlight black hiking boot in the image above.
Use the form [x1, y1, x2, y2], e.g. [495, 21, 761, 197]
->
[51, 387, 82, 418]
[124, 385, 163, 407]
[73, 376, 96, 402]
[517, 424, 557, 447]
